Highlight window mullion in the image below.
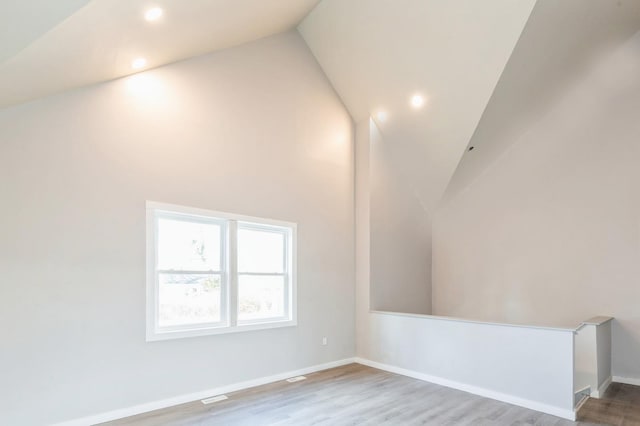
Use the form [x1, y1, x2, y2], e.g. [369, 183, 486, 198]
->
[220, 220, 229, 327]
[284, 230, 290, 320]
[229, 220, 239, 327]
[153, 213, 161, 335]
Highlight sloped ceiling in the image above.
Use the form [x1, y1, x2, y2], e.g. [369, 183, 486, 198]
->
[0, 0, 320, 108]
[442, 0, 640, 203]
[0, 0, 90, 63]
[298, 0, 536, 214]
[5, 0, 636, 214]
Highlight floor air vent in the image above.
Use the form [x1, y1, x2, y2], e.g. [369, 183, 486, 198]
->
[286, 376, 307, 383]
[201, 395, 228, 404]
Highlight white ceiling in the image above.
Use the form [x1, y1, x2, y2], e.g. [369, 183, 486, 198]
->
[0, 0, 90, 63]
[442, 0, 640, 203]
[0, 0, 320, 108]
[5, 0, 637, 215]
[298, 0, 536, 214]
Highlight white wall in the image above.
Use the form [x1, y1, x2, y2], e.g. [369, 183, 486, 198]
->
[597, 321, 613, 390]
[356, 120, 575, 420]
[369, 122, 431, 314]
[433, 32, 640, 380]
[0, 31, 355, 425]
[360, 312, 576, 419]
[355, 119, 373, 361]
[574, 326, 597, 394]
[299, 0, 535, 213]
[574, 318, 613, 398]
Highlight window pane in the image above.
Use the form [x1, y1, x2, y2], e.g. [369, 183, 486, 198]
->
[238, 275, 285, 321]
[158, 274, 221, 327]
[237, 226, 285, 273]
[157, 217, 221, 271]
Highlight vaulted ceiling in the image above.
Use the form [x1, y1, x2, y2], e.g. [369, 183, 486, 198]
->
[299, 0, 640, 214]
[0, 0, 320, 108]
[0, 0, 90, 63]
[3, 0, 640, 212]
[298, 0, 535, 214]
[442, 0, 640, 203]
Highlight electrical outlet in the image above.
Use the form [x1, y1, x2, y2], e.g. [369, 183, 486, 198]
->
[322, 337, 328, 346]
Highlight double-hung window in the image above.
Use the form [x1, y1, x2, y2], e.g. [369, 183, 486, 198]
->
[146, 202, 296, 341]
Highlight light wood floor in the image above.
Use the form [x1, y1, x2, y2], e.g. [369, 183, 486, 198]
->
[103, 364, 634, 425]
[577, 382, 640, 425]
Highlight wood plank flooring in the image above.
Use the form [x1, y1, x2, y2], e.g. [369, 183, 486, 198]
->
[103, 364, 635, 425]
[577, 382, 640, 425]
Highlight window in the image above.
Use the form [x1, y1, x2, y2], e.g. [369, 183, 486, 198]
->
[146, 202, 296, 341]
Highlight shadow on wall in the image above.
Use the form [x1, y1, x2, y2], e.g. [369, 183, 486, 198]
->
[369, 121, 432, 315]
[432, 30, 640, 379]
[612, 320, 640, 381]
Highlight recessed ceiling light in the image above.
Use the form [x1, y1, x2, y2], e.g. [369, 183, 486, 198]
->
[376, 111, 388, 122]
[144, 7, 163, 21]
[131, 57, 147, 70]
[411, 94, 425, 109]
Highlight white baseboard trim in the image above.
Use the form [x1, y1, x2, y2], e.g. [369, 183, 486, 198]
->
[574, 393, 589, 412]
[592, 376, 612, 398]
[52, 357, 356, 426]
[613, 375, 640, 386]
[354, 357, 576, 421]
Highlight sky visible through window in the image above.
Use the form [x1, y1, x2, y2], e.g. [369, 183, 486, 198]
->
[156, 217, 287, 327]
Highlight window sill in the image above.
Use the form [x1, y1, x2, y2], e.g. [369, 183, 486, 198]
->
[146, 319, 297, 342]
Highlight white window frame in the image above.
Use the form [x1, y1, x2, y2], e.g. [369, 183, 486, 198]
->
[146, 201, 297, 341]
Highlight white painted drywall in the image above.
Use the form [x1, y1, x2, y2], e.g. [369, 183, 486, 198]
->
[0, 0, 322, 108]
[0, 31, 355, 425]
[444, 0, 640, 202]
[433, 31, 640, 381]
[299, 0, 535, 213]
[361, 312, 575, 419]
[369, 122, 431, 314]
[355, 119, 373, 359]
[597, 321, 613, 390]
[355, 120, 575, 420]
[574, 326, 597, 394]
[574, 319, 613, 398]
